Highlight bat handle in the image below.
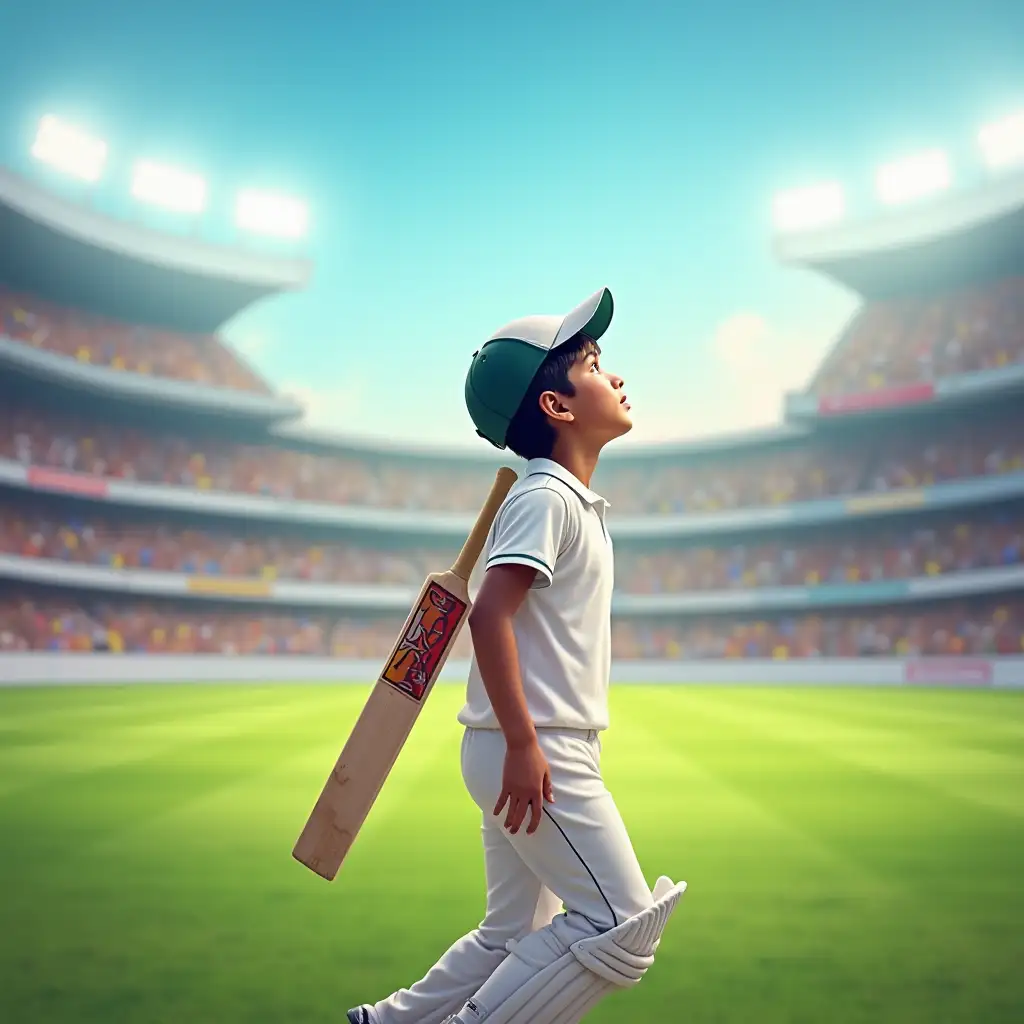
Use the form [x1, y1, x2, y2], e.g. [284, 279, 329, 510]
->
[451, 467, 518, 580]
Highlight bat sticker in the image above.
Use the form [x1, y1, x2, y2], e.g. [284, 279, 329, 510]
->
[382, 583, 468, 700]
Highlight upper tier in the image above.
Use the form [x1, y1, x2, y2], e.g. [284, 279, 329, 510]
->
[808, 274, 1024, 399]
[0, 167, 307, 420]
[775, 168, 1024, 300]
[1, 286, 272, 395]
[0, 166, 311, 334]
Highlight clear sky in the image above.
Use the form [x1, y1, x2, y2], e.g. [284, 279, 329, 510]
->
[1, 0, 1022, 450]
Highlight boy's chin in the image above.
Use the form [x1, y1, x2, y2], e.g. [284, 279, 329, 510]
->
[607, 414, 634, 440]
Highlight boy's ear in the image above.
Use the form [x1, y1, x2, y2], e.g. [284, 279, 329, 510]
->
[538, 390, 573, 422]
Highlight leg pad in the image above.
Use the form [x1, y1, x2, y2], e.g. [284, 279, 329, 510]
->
[442, 876, 687, 1024]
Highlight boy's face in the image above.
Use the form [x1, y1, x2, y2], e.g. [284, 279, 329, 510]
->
[558, 343, 632, 443]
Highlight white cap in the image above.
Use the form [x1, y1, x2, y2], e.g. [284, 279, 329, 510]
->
[485, 286, 614, 351]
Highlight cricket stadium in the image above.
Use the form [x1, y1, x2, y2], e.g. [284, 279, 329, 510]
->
[1, 115, 1022, 1023]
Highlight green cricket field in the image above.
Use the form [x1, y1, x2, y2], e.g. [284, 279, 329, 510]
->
[1, 682, 1021, 1023]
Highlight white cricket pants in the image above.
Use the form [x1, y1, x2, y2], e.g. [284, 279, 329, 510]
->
[369, 726, 654, 1024]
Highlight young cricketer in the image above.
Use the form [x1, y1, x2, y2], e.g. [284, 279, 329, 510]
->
[348, 287, 685, 1024]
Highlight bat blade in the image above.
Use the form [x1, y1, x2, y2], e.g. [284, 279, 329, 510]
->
[292, 569, 470, 879]
[292, 468, 517, 881]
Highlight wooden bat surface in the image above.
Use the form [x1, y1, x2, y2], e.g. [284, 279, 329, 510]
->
[292, 466, 518, 881]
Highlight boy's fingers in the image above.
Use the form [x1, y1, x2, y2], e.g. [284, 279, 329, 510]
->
[517, 799, 530, 832]
[506, 797, 522, 832]
[526, 797, 542, 834]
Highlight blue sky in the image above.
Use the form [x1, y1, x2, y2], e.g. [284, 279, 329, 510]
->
[1, 0, 1022, 449]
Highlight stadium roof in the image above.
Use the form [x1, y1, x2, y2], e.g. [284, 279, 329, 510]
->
[0, 166, 312, 333]
[774, 169, 1024, 300]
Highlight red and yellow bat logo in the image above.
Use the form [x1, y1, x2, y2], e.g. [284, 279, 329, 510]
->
[382, 583, 468, 700]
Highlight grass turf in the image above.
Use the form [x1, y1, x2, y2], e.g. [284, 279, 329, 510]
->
[0, 682, 1022, 1023]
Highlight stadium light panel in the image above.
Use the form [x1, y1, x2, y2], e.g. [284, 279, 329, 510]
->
[771, 182, 845, 233]
[978, 111, 1024, 170]
[235, 189, 309, 239]
[130, 159, 207, 214]
[30, 115, 107, 183]
[875, 150, 951, 206]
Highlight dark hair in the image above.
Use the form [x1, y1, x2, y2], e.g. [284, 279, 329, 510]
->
[505, 333, 600, 460]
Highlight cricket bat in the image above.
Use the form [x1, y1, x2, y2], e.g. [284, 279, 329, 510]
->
[292, 465, 518, 881]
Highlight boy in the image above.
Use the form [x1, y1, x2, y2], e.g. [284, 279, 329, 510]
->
[348, 287, 685, 1024]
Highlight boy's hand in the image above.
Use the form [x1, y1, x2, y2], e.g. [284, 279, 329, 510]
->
[494, 738, 554, 835]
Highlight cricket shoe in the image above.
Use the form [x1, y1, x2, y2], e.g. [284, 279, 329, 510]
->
[346, 1007, 377, 1024]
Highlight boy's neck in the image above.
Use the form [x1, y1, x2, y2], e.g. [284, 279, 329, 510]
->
[548, 436, 603, 489]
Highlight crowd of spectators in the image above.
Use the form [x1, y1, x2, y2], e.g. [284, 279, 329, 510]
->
[0, 406, 492, 512]
[0, 597, 473, 659]
[1, 502, 1021, 594]
[812, 275, 1024, 397]
[611, 599, 1024, 658]
[617, 505, 1024, 592]
[0, 288, 270, 394]
[0, 505, 452, 586]
[2, 404, 1024, 516]
[2, 595, 1020, 659]
[595, 445, 869, 514]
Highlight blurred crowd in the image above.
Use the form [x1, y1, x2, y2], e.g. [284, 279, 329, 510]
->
[2, 404, 1024, 516]
[812, 275, 1024, 397]
[0, 288, 270, 394]
[0, 597, 471, 659]
[0, 406, 492, 511]
[0, 506, 453, 586]
[611, 599, 1024, 658]
[617, 505, 1024, 592]
[2, 595, 1020, 658]
[1, 502, 1021, 594]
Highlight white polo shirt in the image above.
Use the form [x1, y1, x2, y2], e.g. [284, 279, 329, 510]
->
[457, 458, 615, 733]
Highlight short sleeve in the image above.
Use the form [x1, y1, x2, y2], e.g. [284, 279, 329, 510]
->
[485, 486, 572, 589]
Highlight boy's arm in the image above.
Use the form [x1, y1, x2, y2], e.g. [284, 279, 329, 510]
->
[469, 563, 555, 834]
[468, 484, 571, 750]
[468, 562, 538, 750]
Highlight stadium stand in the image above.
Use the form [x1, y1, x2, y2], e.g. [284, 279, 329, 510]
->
[810, 275, 1024, 397]
[2, 591, 1021, 658]
[2, 152, 1024, 685]
[1, 496, 1021, 592]
[0, 286, 272, 393]
[3, 399, 1024, 515]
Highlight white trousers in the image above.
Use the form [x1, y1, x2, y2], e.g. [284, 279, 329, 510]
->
[370, 726, 654, 1024]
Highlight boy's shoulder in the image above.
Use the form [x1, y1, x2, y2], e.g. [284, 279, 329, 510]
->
[500, 471, 576, 520]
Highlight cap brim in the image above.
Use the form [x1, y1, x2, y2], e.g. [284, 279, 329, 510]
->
[553, 287, 614, 349]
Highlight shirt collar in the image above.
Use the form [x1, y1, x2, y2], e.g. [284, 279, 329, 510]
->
[525, 458, 610, 509]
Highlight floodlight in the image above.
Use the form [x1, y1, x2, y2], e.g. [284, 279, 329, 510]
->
[235, 189, 309, 239]
[131, 159, 207, 214]
[30, 115, 107, 182]
[978, 111, 1024, 170]
[875, 149, 951, 205]
[771, 182, 845, 233]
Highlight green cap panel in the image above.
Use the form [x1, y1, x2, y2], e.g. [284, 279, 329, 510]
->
[464, 339, 549, 448]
